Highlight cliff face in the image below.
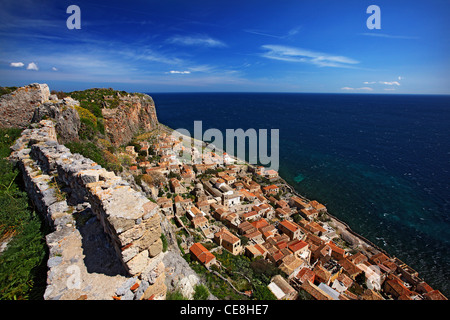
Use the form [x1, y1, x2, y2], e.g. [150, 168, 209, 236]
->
[0, 84, 159, 148]
[0, 83, 50, 128]
[102, 94, 159, 147]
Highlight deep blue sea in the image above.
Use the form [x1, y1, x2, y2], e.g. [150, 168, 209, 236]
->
[150, 92, 450, 296]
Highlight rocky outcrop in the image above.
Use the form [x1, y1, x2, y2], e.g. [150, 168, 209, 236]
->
[1, 84, 159, 148]
[102, 94, 158, 147]
[32, 97, 81, 143]
[10, 120, 166, 300]
[0, 83, 50, 128]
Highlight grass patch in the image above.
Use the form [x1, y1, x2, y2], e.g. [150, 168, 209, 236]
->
[0, 86, 18, 98]
[0, 128, 47, 300]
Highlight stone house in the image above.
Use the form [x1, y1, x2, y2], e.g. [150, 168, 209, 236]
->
[169, 178, 185, 194]
[268, 275, 298, 300]
[189, 243, 216, 269]
[278, 219, 303, 240]
[214, 227, 241, 255]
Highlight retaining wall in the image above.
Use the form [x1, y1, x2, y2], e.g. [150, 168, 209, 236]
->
[9, 120, 166, 300]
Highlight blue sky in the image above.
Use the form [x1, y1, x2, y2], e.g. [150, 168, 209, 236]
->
[0, 0, 449, 94]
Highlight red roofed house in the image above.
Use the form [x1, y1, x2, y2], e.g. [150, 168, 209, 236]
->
[295, 267, 316, 285]
[189, 243, 216, 268]
[245, 243, 269, 259]
[288, 239, 309, 256]
[265, 169, 279, 181]
[327, 241, 347, 261]
[383, 274, 413, 300]
[262, 184, 279, 196]
[310, 200, 327, 212]
[214, 227, 241, 255]
[278, 219, 303, 240]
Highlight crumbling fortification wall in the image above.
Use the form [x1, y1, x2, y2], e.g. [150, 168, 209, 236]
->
[9, 120, 166, 300]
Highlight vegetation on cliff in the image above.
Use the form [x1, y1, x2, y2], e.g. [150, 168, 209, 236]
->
[0, 128, 46, 300]
[54, 87, 156, 175]
[0, 87, 18, 98]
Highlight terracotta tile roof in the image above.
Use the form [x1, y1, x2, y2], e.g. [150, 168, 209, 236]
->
[276, 240, 288, 250]
[338, 257, 363, 278]
[242, 210, 258, 219]
[347, 252, 368, 265]
[313, 264, 332, 283]
[254, 243, 268, 255]
[251, 218, 269, 230]
[263, 184, 279, 191]
[310, 200, 326, 211]
[238, 221, 255, 233]
[189, 206, 202, 215]
[336, 273, 353, 288]
[288, 240, 308, 253]
[270, 250, 285, 263]
[370, 252, 390, 265]
[296, 267, 316, 284]
[215, 227, 240, 244]
[385, 275, 413, 298]
[424, 290, 448, 300]
[245, 230, 262, 240]
[189, 243, 215, 265]
[279, 219, 301, 233]
[327, 241, 346, 257]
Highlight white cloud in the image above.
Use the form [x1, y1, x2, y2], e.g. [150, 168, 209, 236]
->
[167, 35, 226, 48]
[398, 76, 403, 80]
[168, 70, 191, 74]
[341, 87, 373, 91]
[363, 81, 376, 84]
[261, 45, 359, 68]
[26, 62, 39, 71]
[379, 81, 400, 86]
[10, 62, 24, 67]
[52, 67, 58, 71]
[359, 33, 418, 40]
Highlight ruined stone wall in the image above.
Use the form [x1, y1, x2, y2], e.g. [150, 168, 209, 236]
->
[10, 120, 166, 300]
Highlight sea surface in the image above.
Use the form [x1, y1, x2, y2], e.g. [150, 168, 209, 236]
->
[150, 92, 450, 296]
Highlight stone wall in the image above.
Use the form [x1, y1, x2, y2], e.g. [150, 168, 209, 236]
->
[9, 120, 166, 300]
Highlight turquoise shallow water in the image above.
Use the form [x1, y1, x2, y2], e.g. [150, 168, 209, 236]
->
[151, 92, 450, 295]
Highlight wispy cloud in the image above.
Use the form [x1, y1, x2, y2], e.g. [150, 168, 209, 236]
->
[341, 87, 373, 91]
[363, 78, 403, 86]
[359, 33, 419, 40]
[10, 62, 24, 67]
[167, 70, 191, 74]
[379, 81, 400, 86]
[244, 26, 301, 39]
[167, 35, 226, 48]
[261, 45, 359, 68]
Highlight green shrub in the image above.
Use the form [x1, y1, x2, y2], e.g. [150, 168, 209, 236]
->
[193, 284, 209, 300]
[160, 233, 168, 252]
[0, 86, 18, 98]
[166, 289, 188, 300]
